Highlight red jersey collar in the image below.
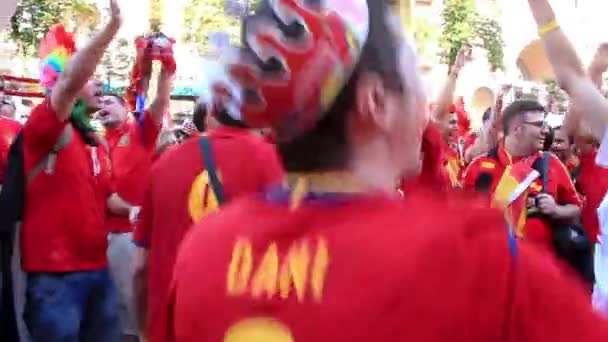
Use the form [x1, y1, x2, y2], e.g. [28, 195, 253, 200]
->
[496, 142, 541, 167]
[208, 126, 251, 138]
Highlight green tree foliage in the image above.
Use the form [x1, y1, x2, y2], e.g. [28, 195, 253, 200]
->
[439, 0, 477, 68]
[10, 0, 101, 57]
[10, 0, 67, 57]
[439, 0, 504, 71]
[99, 38, 134, 90]
[475, 17, 504, 71]
[182, 0, 242, 54]
[63, 0, 100, 36]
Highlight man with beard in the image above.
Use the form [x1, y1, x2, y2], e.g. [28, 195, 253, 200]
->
[19, 1, 124, 341]
[98, 51, 173, 341]
[166, 1, 608, 341]
[551, 125, 579, 177]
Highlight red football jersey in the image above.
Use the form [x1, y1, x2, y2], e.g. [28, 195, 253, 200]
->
[402, 123, 449, 191]
[22, 100, 112, 272]
[134, 126, 284, 342]
[168, 188, 608, 342]
[106, 112, 160, 233]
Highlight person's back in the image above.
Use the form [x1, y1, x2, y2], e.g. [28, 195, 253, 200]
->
[172, 186, 608, 342]
[134, 125, 284, 341]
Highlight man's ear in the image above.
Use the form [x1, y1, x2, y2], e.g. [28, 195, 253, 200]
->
[355, 72, 389, 130]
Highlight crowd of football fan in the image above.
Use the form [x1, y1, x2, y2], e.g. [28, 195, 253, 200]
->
[2, 0, 608, 341]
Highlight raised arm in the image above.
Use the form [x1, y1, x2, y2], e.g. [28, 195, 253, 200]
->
[527, 0, 608, 141]
[51, 0, 122, 121]
[588, 44, 608, 89]
[431, 46, 469, 129]
[147, 67, 174, 125]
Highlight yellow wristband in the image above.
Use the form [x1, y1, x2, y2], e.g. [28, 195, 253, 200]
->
[539, 19, 559, 36]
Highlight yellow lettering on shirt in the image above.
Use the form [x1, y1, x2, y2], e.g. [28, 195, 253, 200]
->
[311, 238, 329, 302]
[251, 243, 279, 299]
[226, 238, 329, 302]
[227, 239, 253, 296]
[279, 240, 310, 301]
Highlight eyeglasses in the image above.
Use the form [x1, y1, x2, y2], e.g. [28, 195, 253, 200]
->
[523, 121, 548, 128]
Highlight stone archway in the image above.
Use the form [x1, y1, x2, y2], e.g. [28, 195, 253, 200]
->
[516, 39, 554, 82]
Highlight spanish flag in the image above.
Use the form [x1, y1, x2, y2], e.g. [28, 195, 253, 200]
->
[492, 160, 540, 237]
[446, 157, 463, 188]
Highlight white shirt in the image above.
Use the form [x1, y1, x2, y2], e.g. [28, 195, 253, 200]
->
[593, 128, 608, 314]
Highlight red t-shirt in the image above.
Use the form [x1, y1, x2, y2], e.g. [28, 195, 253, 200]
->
[401, 124, 449, 192]
[0, 116, 22, 184]
[22, 100, 113, 272]
[133, 126, 284, 342]
[463, 145, 582, 250]
[106, 113, 160, 233]
[577, 149, 608, 243]
[167, 188, 607, 342]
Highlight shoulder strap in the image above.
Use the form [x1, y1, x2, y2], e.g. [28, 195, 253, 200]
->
[26, 125, 73, 185]
[541, 151, 550, 194]
[199, 136, 225, 204]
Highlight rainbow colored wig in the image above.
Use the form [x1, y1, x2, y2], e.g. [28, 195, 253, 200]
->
[38, 24, 77, 93]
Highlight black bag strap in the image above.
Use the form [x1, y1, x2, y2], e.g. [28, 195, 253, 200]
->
[199, 136, 225, 204]
[26, 124, 73, 185]
[541, 151, 550, 194]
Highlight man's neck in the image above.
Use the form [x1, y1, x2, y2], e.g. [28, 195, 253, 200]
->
[105, 119, 127, 131]
[349, 141, 401, 193]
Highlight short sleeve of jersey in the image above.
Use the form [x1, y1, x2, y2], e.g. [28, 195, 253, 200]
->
[597, 128, 608, 168]
[23, 99, 66, 152]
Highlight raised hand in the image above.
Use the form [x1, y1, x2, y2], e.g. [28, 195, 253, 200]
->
[591, 43, 608, 72]
[453, 45, 471, 72]
[108, 0, 123, 28]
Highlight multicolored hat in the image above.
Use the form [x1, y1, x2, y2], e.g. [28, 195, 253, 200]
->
[38, 24, 77, 93]
[208, 0, 370, 141]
